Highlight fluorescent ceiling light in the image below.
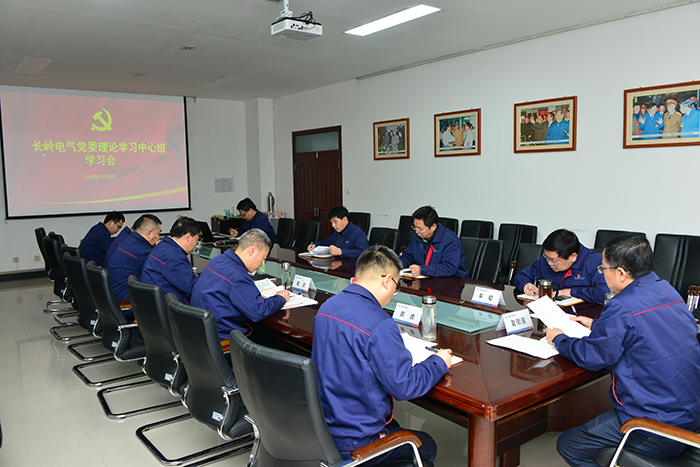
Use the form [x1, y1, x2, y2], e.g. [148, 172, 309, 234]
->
[345, 4, 441, 37]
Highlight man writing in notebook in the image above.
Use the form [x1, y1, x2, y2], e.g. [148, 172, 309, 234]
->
[513, 229, 609, 304]
[228, 197, 278, 246]
[545, 233, 700, 467]
[79, 211, 125, 265]
[400, 205, 468, 278]
[312, 245, 452, 467]
[307, 206, 368, 258]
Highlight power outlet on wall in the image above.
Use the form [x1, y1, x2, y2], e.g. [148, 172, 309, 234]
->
[34, 255, 41, 262]
[12, 257, 19, 263]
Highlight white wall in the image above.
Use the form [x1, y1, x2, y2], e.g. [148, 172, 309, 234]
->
[273, 4, 700, 247]
[0, 97, 247, 274]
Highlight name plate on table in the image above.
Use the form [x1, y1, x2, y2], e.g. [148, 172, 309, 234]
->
[291, 275, 316, 294]
[496, 309, 534, 334]
[471, 286, 506, 307]
[392, 303, 422, 327]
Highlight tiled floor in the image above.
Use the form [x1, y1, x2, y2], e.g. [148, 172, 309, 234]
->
[0, 278, 569, 466]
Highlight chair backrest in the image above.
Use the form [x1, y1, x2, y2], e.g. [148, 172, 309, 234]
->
[460, 220, 494, 239]
[35, 227, 51, 277]
[347, 212, 370, 235]
[166, 295, 247, 436]
[594, 229, 646, 251]
[276, 218, 297, 248]
[229, 330, 343, 467]
[60, 244, 82, 258]
[438, 217, 459, 234]
[63, 254, 99, 333]
[43, 235, 70, 298]
[128, 277, 186, 393]
[48, 231, 65, 245]
[498, 223, 538, 278]
[368, 227, 399, 252]
[653, 234, 700, 300]
[295, 220, 320, 248]
[509, 243, 544, 284]
[461, 238, 504, 283]
[396, 215, 414, 251]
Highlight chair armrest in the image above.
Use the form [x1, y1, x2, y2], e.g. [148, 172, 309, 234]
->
[620, 418, 700, 449]
[117, 323, 139, 331]
[351, 431, 422, 461]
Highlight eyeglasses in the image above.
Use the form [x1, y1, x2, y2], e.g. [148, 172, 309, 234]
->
[411, 224, 430, 233]
[542, 254, 562, 265]
[381, 274, 401, 296]
[597, 264, 621, 274]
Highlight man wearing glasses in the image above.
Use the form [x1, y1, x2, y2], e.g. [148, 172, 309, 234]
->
[312, 245, 453, 467]
[545, 233, 700, 467]
[307, 205, 369, 258]
[513, 229, 609, 304]
[400, 205, 468, 278]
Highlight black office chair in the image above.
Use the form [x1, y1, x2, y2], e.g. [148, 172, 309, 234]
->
[460, 220, 494, 239]
[497, 223, 538, 283]
[594, 229, 646, 254]
[653, 234, 700, 301]
[72, 263, 146, 387]
[596, 418, 700, 467]
[140, 295, 252, 466]
[42, 235, 75, 315]
[396, 215, 414, 252]
[35, 227, 52, 280]
[438, 217, 458, 234]
[276, 218, 297, 248]
[295, 220, 320, 248]
[229, 330, 424, 467]
[368, 227, 399, 252]
[460, 238, 505, 283]
[508, 243, 544, 285]
[347, 212, 371, 236]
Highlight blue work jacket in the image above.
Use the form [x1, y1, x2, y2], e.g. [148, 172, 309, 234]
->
[240, 211, 278, 246]
[681, 107, 700, 137]
[104, 232, 153, 301]
[79, 222, 113, 265]
[401, 225, 468, 278]
[638, 113, 664, 138]
[554, 272, 700, 431]
[104, 226, 131, 266]
[315, 222, 369, 258]
[312, 283, 448, 450]
[190, 249, 285, 339]
[140, 236, 197, 304]
[513, 245, 609, 304]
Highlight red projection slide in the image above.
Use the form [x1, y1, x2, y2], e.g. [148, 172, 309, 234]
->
[0, 87, 190, 218]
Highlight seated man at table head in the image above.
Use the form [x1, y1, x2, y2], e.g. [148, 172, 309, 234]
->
[400, 205, 468, 278]
[228, 197, 278, 246]
[545, 233, 700, 467]
[104, 214, 162, 302]
[513, 228, 609, 304]
[79, 211, 125, 264]
[104, 223, 133, 266]
[312, 245, 452, 467]
[190, 228, 289, 340]
[140, 216, 200, 304]
[307, 205, 369, 258]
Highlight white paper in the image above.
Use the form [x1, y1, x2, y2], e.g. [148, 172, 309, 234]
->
[282, 292, 317, 310]
[310, 246, 330, 255]
[400, 332, 463, 366]
[525, 295, 591, 339]
[487, 334, 559, 359]
[254, 278, 283, 298]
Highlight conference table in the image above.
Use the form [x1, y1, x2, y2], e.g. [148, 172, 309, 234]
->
[192, 245, 612, 467]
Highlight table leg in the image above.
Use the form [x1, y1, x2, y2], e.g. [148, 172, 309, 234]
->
[468, 415, 497, 467]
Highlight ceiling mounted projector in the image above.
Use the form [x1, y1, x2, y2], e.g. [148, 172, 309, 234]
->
[271, 0, 322, 40]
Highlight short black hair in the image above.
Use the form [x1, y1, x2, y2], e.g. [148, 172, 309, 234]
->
[328, 206, 349, 220]
[412, 205, 438, 228]
[103, 212, 125, 224]
[170, 216, 200, 238]
[603, 233, 652, 280]
[237, 198, 257, 212]
[356, 245, 402, 277]
[542, 229, 580, 259]
[133, 214, 162, 232]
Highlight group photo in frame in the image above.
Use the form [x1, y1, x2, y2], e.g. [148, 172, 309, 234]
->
[514, 96, 577, 153]
[623, 80, 700, 148]
[434, 108, 481, 157]
[373, 118, 409, 160]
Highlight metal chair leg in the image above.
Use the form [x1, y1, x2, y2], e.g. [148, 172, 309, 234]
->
[97, 379, 183, 419]
[44, 299, 74, 313]
[49, 323, 94, 342]
[72, 358, 146, 387]
[67, 339, 113, 362]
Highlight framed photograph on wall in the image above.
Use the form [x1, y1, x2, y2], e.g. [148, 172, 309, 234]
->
[514, 96, 577, 153]
[373, 118, 409, 160]
[434, 108, 481, 157]
[623, 80, 700, 148]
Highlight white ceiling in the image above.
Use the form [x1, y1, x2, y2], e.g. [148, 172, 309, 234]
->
[0, 0, 695, 101]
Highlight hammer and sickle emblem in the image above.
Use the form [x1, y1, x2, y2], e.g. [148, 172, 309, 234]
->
[91, 108, 113, 131]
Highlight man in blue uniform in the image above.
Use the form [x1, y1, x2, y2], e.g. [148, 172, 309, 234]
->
[104, 214, 162, 302]
[307, 206, 369, 258]
[312, 245, 453, 467]
[514, 229, 610, 304]
[680, 98, 700, 138]
[190, 229, 289, 340]
[546, 233, 700, 467]
[104, 224, 132, 266]
[79, 212, 125, 264]
[401, 206, 468, 278]
[228, 198, 278, 246]
[140, 216, 199, 304]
